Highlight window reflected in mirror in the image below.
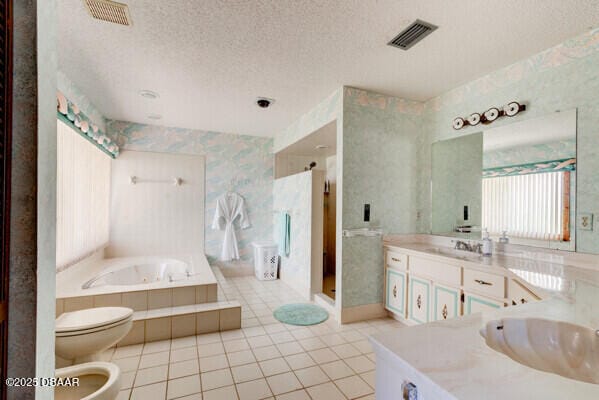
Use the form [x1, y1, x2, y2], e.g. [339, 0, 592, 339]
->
[431, 109, 577, 251]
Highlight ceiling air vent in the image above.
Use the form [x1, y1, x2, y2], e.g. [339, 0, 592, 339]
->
[84, 0, 132, 26]
[388, 19, 437, 50]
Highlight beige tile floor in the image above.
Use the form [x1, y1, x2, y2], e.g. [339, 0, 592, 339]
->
[109, 267, 403, 400]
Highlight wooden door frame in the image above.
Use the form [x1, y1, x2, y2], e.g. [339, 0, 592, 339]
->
[0, 1, 12, 399]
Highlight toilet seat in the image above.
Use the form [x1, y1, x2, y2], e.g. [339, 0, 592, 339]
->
[56, 307, 133, 336]
[56, 315, 133, 337]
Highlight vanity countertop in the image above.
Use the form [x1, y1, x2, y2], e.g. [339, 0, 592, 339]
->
[383, 236, 599, 297]
[371, 235, 599, 399]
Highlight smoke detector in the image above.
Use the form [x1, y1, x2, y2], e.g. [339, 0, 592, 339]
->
[256, 97, 275, 108]
[84, 0, 132, 26]
[388, 19, 437, 50]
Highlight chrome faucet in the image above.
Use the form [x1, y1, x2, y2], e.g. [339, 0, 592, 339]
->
[453, 240, 482, 254]
[453, 240, 470, 250]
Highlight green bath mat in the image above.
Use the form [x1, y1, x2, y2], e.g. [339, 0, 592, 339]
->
[273, 303, 329, 326]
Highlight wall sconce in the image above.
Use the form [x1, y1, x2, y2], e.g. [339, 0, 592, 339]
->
[452, 101, 526, 130]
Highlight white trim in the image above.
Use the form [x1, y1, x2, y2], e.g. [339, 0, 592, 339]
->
[340, 303, 387, 324]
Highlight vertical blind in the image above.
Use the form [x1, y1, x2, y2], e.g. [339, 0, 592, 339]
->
[57, 119, 111, 268]
[482, 171, 565, 241]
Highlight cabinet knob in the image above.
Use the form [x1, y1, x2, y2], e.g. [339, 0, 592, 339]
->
[442, 304, 448, 319]
[416, 294, 422, 309]
[474, 279, 492, 286]
[393, 285, 397, 298]
[391, 257, 401, 262]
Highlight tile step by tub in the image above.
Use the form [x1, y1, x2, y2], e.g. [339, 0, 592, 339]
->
[117, 301, 242, 346]
[56, 282, 219, 315]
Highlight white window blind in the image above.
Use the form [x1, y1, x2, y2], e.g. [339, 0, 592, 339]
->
[482, 171, 565, 241]
[57, 119, 111, 268]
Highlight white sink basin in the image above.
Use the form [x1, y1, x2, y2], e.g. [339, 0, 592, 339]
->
[481, 318, 599, 383]
[425, 247, 481, 260]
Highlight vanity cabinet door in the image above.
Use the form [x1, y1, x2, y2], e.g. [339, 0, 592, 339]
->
[385, 268, 406, 317]
[464, 292, 504, 315]
[433, 283, 460, 321]
[508, 279, 540, 306]
[408, 275, 431, 324]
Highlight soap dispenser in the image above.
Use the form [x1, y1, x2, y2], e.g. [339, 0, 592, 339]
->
[482, 229, 493, 256]
[499, 231, 509, 244]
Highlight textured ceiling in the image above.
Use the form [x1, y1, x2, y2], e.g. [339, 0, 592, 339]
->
[58, 0, 599, 137]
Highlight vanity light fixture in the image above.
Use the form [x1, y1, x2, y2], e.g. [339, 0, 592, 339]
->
[452, 101, 526, 130]
[467, 113, 481, 126]
[452, 117, 465, 130]
[484, 107, 500, 122]
[504, 101, 524, 117]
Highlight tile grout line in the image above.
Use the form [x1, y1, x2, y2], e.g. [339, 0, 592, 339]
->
[118, 268, 391, 400]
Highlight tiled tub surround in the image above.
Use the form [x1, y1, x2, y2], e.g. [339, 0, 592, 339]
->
[56, 254, 241, 343]
[56, 254, 217, 300]
[371, 234, 599, 399]
[119, 303, 242, 347]
[108, 266, 401, 400]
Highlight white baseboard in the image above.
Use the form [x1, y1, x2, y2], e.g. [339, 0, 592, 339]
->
[215, 260, 254, 277]
[388, 311, 415, 326]
[340, 302, 387, 324]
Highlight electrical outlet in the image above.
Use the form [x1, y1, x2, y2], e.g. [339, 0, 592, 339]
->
[579, 213, 594, 231]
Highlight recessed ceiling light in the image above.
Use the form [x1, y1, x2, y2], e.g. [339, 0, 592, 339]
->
[139, 90, 160, 99]
[315, 144, 329, 150]
[147, 114, 162, 120]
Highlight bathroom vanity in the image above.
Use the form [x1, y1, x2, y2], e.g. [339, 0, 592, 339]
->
[382, 240, 543, 325]
[371, 234, 599, 399]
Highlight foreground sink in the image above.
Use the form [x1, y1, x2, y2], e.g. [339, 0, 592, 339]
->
[480, 318, 599, 383]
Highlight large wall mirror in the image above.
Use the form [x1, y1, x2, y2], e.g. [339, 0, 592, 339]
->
[431, 109, 577, 251]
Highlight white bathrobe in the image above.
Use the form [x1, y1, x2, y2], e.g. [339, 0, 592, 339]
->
[212, 192, 250, 261]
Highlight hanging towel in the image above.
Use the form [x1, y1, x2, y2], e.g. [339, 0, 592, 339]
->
[278, 211, 291, 257]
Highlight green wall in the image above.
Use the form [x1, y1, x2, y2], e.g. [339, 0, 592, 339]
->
[432, 133, 482, 234]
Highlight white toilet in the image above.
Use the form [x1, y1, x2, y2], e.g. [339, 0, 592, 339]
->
[55, 361, 121, 400]
[55, 307, 133, 363]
